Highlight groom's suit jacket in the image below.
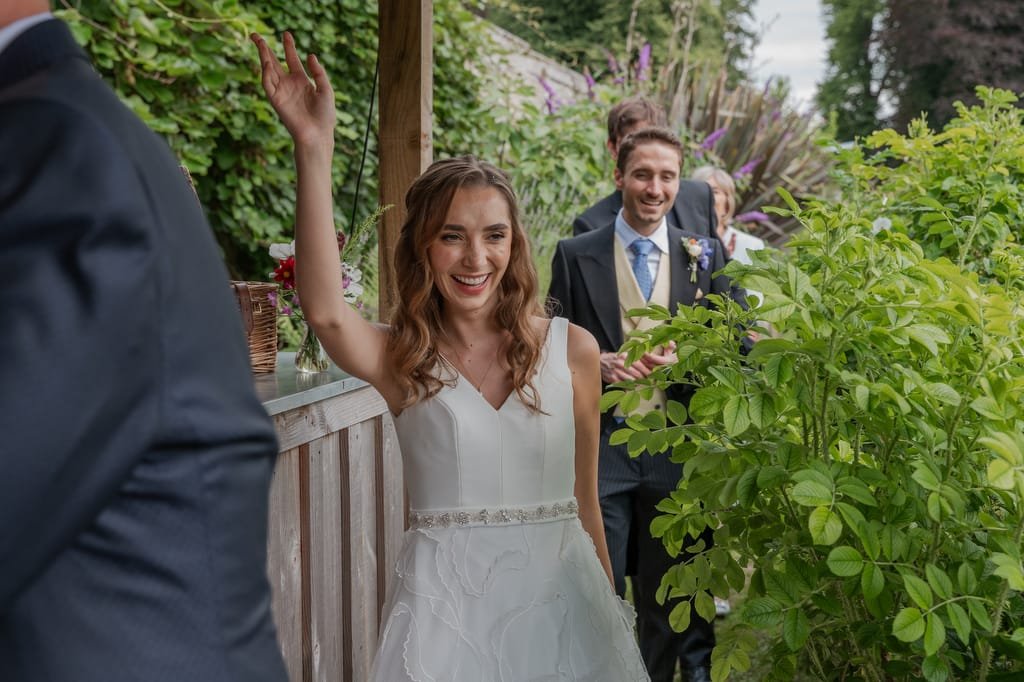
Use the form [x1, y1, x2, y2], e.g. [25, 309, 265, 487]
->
[0, 20, 286, 681]
[572, 181, 718, 237]
[548, 221, 733, 420]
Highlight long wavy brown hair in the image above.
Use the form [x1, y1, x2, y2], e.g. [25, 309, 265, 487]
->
[387, 156, 545, 412]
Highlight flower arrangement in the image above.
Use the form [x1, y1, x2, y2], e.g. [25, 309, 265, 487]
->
[683, 237, 713, 283]
[267, 205, 388, 325]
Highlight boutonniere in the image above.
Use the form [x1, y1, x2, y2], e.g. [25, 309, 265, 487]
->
[683, 237, 713, 283]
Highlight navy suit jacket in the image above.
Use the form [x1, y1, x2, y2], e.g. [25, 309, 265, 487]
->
[572, 180, 718, 238]
[0, 20, 286, 681]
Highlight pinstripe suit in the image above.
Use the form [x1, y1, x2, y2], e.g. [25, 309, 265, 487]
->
[547, 220, 737, 682]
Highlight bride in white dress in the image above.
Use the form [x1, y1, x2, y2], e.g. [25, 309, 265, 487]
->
[253, 32, 650, 681]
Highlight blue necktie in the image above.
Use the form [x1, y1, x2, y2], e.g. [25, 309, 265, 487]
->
[630, 238, 654, 301]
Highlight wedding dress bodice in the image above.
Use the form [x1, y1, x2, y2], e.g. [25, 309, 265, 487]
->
[394, 317, 575, 513]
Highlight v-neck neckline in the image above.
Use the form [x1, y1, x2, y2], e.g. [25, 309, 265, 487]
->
[437, 318, 555, 413]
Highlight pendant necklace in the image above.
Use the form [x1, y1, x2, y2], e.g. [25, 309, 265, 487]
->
[442, 330, 504, 393]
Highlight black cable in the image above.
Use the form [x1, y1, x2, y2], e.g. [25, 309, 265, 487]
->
[348, 51, 379, 236]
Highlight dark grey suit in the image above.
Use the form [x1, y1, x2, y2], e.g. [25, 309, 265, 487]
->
[548, 221, 737, 682]
[573, 181, 718, 237]
[0, 19, 286, 681]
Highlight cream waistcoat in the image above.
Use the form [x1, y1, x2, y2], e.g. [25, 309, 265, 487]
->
[614, 239, 670, 416]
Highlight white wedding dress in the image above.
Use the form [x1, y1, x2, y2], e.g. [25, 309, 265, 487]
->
[370, 316, 650, 681]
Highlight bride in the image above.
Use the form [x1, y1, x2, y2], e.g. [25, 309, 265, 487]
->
[252, 32, 650, 681]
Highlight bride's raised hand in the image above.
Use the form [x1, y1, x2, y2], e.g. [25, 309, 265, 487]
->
[251, 31, 335, 148]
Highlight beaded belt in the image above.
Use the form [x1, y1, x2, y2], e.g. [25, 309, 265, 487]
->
[408, 498, 579, 530]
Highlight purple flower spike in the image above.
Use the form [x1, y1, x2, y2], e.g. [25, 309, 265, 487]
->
[267, 291, 277, 306]
[606, 50, 620, 75]
[537, 75, 561, 114]
[735, 210, 771, 223]
[733, 158, 762, 179]
[700, 126, 728, 149]
[635, 43, 651, 81]
[583, 67, 596, 100]
[281, 305, 293, 316]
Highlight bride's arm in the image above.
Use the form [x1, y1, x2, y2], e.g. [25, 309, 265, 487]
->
[251, 32, 393, 393]
[568, 322, 615, 587]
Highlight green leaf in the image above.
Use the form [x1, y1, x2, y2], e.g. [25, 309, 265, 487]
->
[957, 563, 978, 593]
[967, 598, 993, 631]
[861, 562, 885, 600]
[926, 564, 954, 600]
[987, 459, 1017, 490]
[747, 391, 775, 428]
[757, 465, 789, 489]
[689, 386, 731, 419]
[837, 478, 878, 506]
[743, 597, 785, 626]
[905, 324, 950, 355]
[694, 590, 716, 623]
[608, 427, 632, 446]
[992, 554, 1024, 591]
[922, 655, 951, 682]
[666, 399, 688, 426]
[782, 608, 810, 651]
[722, 395, 751, 436]
[808, 506, 843, 545]
[854, 384, 870, 411]
[912, 463, 942, 492]
[903, 573, 934, 610]
[924, 612, 946, 656]
[925, 382, 961, 406]
[971, 396, 1007, 421]
[979, 433, 1023, 465]
[669, 600, 692, 632]
[827, 546, 864, 576]
[893, 607, 925, 642]
[791, 480, 833, 506]
[737, 468, 759, 507]
[763, 354, 795, 389]
[947, 602, 971, 644]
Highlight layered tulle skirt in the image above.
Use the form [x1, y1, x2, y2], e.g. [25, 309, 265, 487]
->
[369, 516, 650, 681]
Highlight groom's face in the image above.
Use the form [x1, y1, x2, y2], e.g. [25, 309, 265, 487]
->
[615, 141, 681, 236]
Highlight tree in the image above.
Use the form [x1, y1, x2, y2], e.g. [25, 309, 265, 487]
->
[818, 0, 1024, 134]
[481, 0, 758, 87]
[884, 0, 1024, 130]
[815, 0, 887, 141]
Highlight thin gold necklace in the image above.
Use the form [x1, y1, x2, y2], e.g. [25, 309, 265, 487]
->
[441, 330, 504, 393]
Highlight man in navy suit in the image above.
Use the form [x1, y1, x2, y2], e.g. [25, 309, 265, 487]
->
[0, 3, 287, 680]
[549, 127, 743, 682]
[573, 96, 717, 239]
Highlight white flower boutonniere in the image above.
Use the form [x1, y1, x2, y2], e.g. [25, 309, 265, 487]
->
[683, 237, 713, 284]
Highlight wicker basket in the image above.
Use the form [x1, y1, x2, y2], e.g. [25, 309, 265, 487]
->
[230, 281, 279, 373]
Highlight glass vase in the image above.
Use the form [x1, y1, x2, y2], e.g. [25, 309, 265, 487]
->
[294, 324, 329, 373]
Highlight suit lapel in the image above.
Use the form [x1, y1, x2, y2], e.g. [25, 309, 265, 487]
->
[577, 225, 623, 350]
[668, 225, 701, 309]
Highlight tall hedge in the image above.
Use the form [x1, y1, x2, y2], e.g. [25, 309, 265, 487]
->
[58, 0, 496, 281]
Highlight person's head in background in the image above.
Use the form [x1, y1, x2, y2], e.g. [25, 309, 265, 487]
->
[606, 96, 667, 160]
[1, 0, 50, 27]
[691, 165, 736, 240]
[614, 127, 683, 236]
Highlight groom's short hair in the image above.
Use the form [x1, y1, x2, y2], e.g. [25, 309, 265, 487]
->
[615, 127, 683, 174]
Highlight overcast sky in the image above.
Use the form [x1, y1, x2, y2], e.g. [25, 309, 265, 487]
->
[749, 0, 828, 111]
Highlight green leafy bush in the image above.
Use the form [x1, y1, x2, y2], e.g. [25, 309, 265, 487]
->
[605, 90, 1024, 680]
[58, 0, 497, 285]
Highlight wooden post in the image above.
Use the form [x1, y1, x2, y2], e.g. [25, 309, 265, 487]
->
[377, 0, 433, 321]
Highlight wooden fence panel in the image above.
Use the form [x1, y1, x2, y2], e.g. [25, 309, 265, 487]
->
[309, 434, 345, 681]
[267, 446, 305, 682]
[267, 389, 403, 682]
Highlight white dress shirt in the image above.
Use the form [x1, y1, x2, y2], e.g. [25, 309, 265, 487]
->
[614, 211, 669, 284]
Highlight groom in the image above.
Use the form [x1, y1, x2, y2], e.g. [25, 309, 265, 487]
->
[0, 3, 286, 680]
[548, 127, 742, 682]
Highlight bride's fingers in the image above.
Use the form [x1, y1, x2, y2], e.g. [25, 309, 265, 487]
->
[306, 53, 333, 97]
[282, 31, 307, 78]
[250, 33, 282, 94]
